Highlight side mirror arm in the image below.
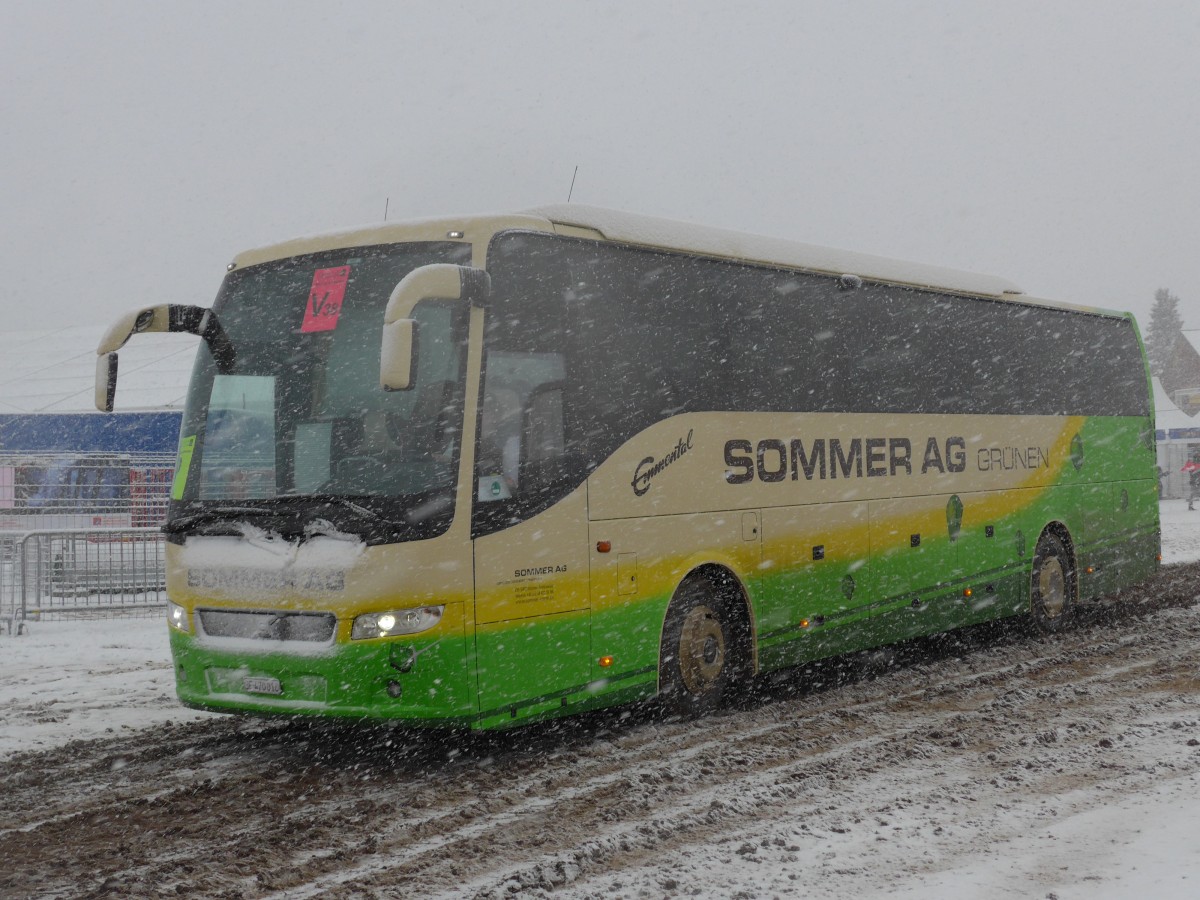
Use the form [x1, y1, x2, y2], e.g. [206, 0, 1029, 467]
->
[381, 265, 489, 391]
[95, 303, 235, 411]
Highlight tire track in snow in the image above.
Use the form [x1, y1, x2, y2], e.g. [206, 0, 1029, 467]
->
[1, 564, 1198, 899]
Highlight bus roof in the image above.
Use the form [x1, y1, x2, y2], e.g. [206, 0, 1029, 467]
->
[230, 205, 1132, 318]
[529, 204, 1025, 300]
[534, 206, 1134, 319]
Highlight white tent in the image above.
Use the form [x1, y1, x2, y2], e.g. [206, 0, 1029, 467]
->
[1154, 377, 1200, 499]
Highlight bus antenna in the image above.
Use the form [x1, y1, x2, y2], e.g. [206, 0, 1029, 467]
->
[383, 197, 390, 221]
[567, 166, 579, 203]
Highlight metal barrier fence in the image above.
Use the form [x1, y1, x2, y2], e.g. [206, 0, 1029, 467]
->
[0, 452, 175, 530]
[1, 528, 167, 632]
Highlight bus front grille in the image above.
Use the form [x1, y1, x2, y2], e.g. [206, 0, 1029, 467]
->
[197, 609, 336, 642]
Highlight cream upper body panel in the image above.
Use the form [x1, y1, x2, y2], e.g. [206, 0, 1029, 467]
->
[229, 214, 555, 271]
[586, 412, 1083, 522]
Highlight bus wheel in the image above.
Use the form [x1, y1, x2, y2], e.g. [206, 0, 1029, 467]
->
[1030, 530, 1075, 634]
[660, 580, 736, 717]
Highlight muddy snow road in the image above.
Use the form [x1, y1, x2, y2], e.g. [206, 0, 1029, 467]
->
[4, 565, 1200, 900]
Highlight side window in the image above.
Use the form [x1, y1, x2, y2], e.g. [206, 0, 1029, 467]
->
[523, 381, 567, 491]
[473, 351, 565, 535]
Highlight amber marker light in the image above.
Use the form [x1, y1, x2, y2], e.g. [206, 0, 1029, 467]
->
[1085, 566, 1095, 575]
[800, 619, 810, 629]
[599, 656, 614, 668]
[596, 541, 612, 553]
[963, 588, 973, 598]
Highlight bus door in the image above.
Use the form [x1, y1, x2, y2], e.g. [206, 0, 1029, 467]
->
[471, 375, 591, 722]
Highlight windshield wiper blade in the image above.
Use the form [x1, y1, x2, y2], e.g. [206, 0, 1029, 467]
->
[312, 497, 387, 522]
[166, 498, 394, 539]
[163, 505, 275, 533]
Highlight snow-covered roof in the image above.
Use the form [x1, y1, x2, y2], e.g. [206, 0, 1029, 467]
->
[234, 205, 1029, 301]
[229, 205, 1143, 319]
[530, 204, 1026, 299]
[0, 326, 197, 414]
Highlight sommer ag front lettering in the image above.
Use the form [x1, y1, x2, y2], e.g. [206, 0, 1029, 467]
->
[724, 436, 968, 484]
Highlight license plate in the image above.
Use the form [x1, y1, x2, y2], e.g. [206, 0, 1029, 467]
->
[242, 676, 283, 695]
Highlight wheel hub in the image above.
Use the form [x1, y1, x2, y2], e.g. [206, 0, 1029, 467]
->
[678, 605, 726, 695]
[1039, 558, 1066, 619]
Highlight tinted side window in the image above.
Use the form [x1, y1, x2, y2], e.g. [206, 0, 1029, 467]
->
[479, 233, 722, 533]
[483, 230, 1149, 533]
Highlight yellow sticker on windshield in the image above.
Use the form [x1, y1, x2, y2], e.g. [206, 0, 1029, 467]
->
[171, 435, 197, 500]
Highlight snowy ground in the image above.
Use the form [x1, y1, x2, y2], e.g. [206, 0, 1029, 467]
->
[1158, 494, 1200, 567]
[2, 500, 1199, 899]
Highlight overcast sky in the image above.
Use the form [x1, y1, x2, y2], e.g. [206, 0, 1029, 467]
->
[2, 0, 1198, 336]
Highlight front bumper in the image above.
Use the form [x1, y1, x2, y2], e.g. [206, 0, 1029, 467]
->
[169, 617, 474, 725]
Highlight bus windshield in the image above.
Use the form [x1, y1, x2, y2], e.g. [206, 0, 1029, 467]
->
[171, 241, 472, 543]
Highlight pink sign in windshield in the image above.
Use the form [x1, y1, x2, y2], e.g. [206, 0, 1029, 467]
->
[301, 266, 351, 333]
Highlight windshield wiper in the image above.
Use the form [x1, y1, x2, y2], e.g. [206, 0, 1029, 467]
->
[163, 505, 278, 534]
[311, 496, 389, 523]
[165, 497, 400, 541]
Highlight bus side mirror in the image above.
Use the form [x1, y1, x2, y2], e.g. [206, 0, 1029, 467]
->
[95, 305, 173, 412]
[380, 318, 419, 391]
[381, 264, 489, 391]
[96, 353, 119, 413]
[98, 304, 173, 354]
[94, 303, 235, 411]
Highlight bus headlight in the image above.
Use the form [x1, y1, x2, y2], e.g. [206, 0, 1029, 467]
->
[352, 606, 444, 640]
[168, 602, 191, 633]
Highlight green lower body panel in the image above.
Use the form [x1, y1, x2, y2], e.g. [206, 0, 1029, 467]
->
[171, 624, 659, 730]
[472, 606, 662, 729]
[472, 673, 657, 731]
[170, 628, 476, 726]
[756, 567, 1029, 674]
[474, 612, 592, 717]
[1078, 526, 1160, 600]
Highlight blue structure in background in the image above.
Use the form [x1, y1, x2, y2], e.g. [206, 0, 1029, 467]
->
[0, 412, 183, 455]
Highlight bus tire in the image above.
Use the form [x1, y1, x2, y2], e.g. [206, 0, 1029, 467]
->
[1030, 530, 1076, 634]
[659, 578, 738, 718]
